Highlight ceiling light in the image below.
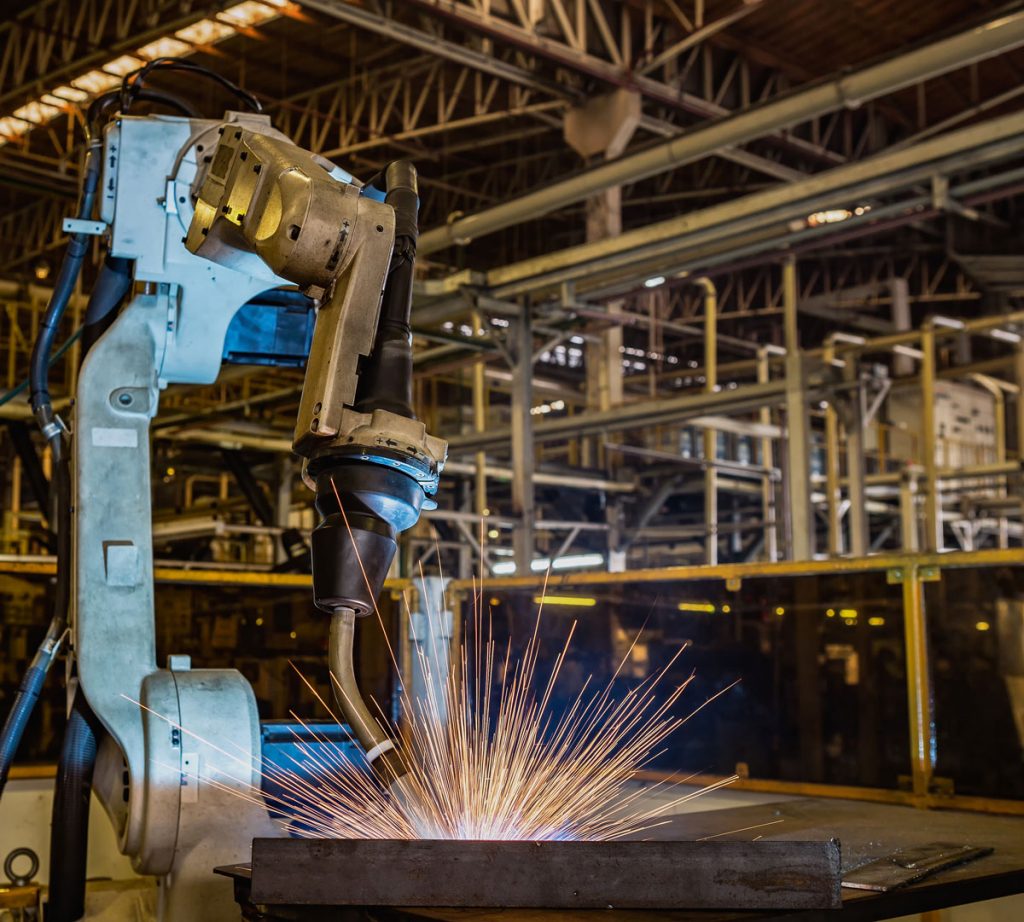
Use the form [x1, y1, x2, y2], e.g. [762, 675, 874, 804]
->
[102, 54, 145, 77]
[807, 209, 852, 227]
[50, 84, 90, 103]
[71, 69, 122, 94]
[989, 328, 1021, 344]
[868, 617, 885, 627]
[175, 18, 236, 44]
[644, 276, 666, 288]
[40, 94, 73, 109]
[137, 36, 193, 59]
[12, 101, 61, 124]
[975, 621, 991, 632]
[0, 117, 27, 139]
[220, 1, 281, 27]
[547, 553, 604, 571]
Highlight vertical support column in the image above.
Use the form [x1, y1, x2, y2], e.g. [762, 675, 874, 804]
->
[899, 468, 920, 551]
[972, 375, 1008, 547]
[757, 348, 779, 561]
[564, 90, 640, 471]
[1015, 341, 1024, 461]
[471, 309, 488, 518]
[893, 564, 936, 798]
[920, 323, 941, 552]
[783, 258, 814, 560]
[409, 575, 453, 727]
[890, 277, 913, 377]
[823, 342, 843, 557]
[843, 362, 869, 557]
[697, 278, 718, 565]
[274, 456, 294, 565]
[510, 305, 534, 575]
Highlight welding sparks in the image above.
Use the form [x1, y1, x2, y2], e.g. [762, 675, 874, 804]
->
[132, 575, 736, 843]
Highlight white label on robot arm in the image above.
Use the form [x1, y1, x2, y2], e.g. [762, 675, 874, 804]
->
[91, 427, 139, 448]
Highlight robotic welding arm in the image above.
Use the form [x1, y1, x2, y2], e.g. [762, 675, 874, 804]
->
[184, 125, 446, 773]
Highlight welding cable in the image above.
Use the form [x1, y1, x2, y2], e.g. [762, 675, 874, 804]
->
[328, 609, 407, 780]
[121, 57, 261, 114]
[354, 161, 419, 418]
[80, 255, 134, 357]
[27, 135, 101, 454]
[0, 439, 72, 802]
[87, 86, 200, 129]
[47, 691, 101, 922]
[0, 329, 81, 409]
[0, 619, 65, 798]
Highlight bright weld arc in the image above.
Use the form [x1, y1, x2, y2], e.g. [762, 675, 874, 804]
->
[130, 499, 740, 841]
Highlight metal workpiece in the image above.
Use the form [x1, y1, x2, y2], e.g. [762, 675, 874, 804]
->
[242, 836, 842, 910]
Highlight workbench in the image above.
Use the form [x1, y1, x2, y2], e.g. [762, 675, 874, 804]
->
[219, 797, 1024, 921]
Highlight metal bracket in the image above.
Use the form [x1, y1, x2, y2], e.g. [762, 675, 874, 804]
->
[887, 565, 941, 584]
[63, 217, 107, 236]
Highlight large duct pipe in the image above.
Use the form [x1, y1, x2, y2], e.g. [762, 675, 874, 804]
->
[486, 110, 1024, 294]
[418, 9, 1024, 254]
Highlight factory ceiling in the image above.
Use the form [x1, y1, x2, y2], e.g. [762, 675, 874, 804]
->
[1, 0, 1023, 412]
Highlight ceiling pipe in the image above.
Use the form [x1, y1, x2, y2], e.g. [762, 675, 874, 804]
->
[418, 9, 1024, 255]
[486, 111, 1024, 294]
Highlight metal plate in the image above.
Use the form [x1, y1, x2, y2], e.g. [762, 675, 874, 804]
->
[247, 837, 841, 910]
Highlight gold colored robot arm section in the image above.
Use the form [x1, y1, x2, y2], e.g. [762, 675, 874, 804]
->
[183, 123, 397, 459]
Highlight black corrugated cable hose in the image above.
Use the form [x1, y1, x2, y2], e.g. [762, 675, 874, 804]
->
[47, 692, 101, 922]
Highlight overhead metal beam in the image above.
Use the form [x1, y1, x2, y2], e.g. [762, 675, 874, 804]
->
[0, 0, 232, 112]
[295, 0, 568, 98]
[418, 9, 1024, 253]
[447, 378, 798, 454]
[299, 0, 812, 185]
[402, 0, 837, 165]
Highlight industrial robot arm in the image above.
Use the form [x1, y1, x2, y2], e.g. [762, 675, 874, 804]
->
[183, 125, 446, 776]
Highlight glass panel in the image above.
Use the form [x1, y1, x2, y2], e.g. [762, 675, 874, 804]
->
[471, 569, 910, 789]
[926, 563, 1024, 800]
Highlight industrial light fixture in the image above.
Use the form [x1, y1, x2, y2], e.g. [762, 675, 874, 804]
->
[976, 620, 991, 632]
[774, 606, 785, 616]
[677, 601, 715, 613]
[0, 0, 290, 146]
[491, 553, 605, 576]
[533, 595, 597, 608]
[839, 608, 858, 619]
[806, 204, 871, 228]
[643, 276, 666, 288]
[868, 617, 885, 627]
[989, 328, 1021, 344]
